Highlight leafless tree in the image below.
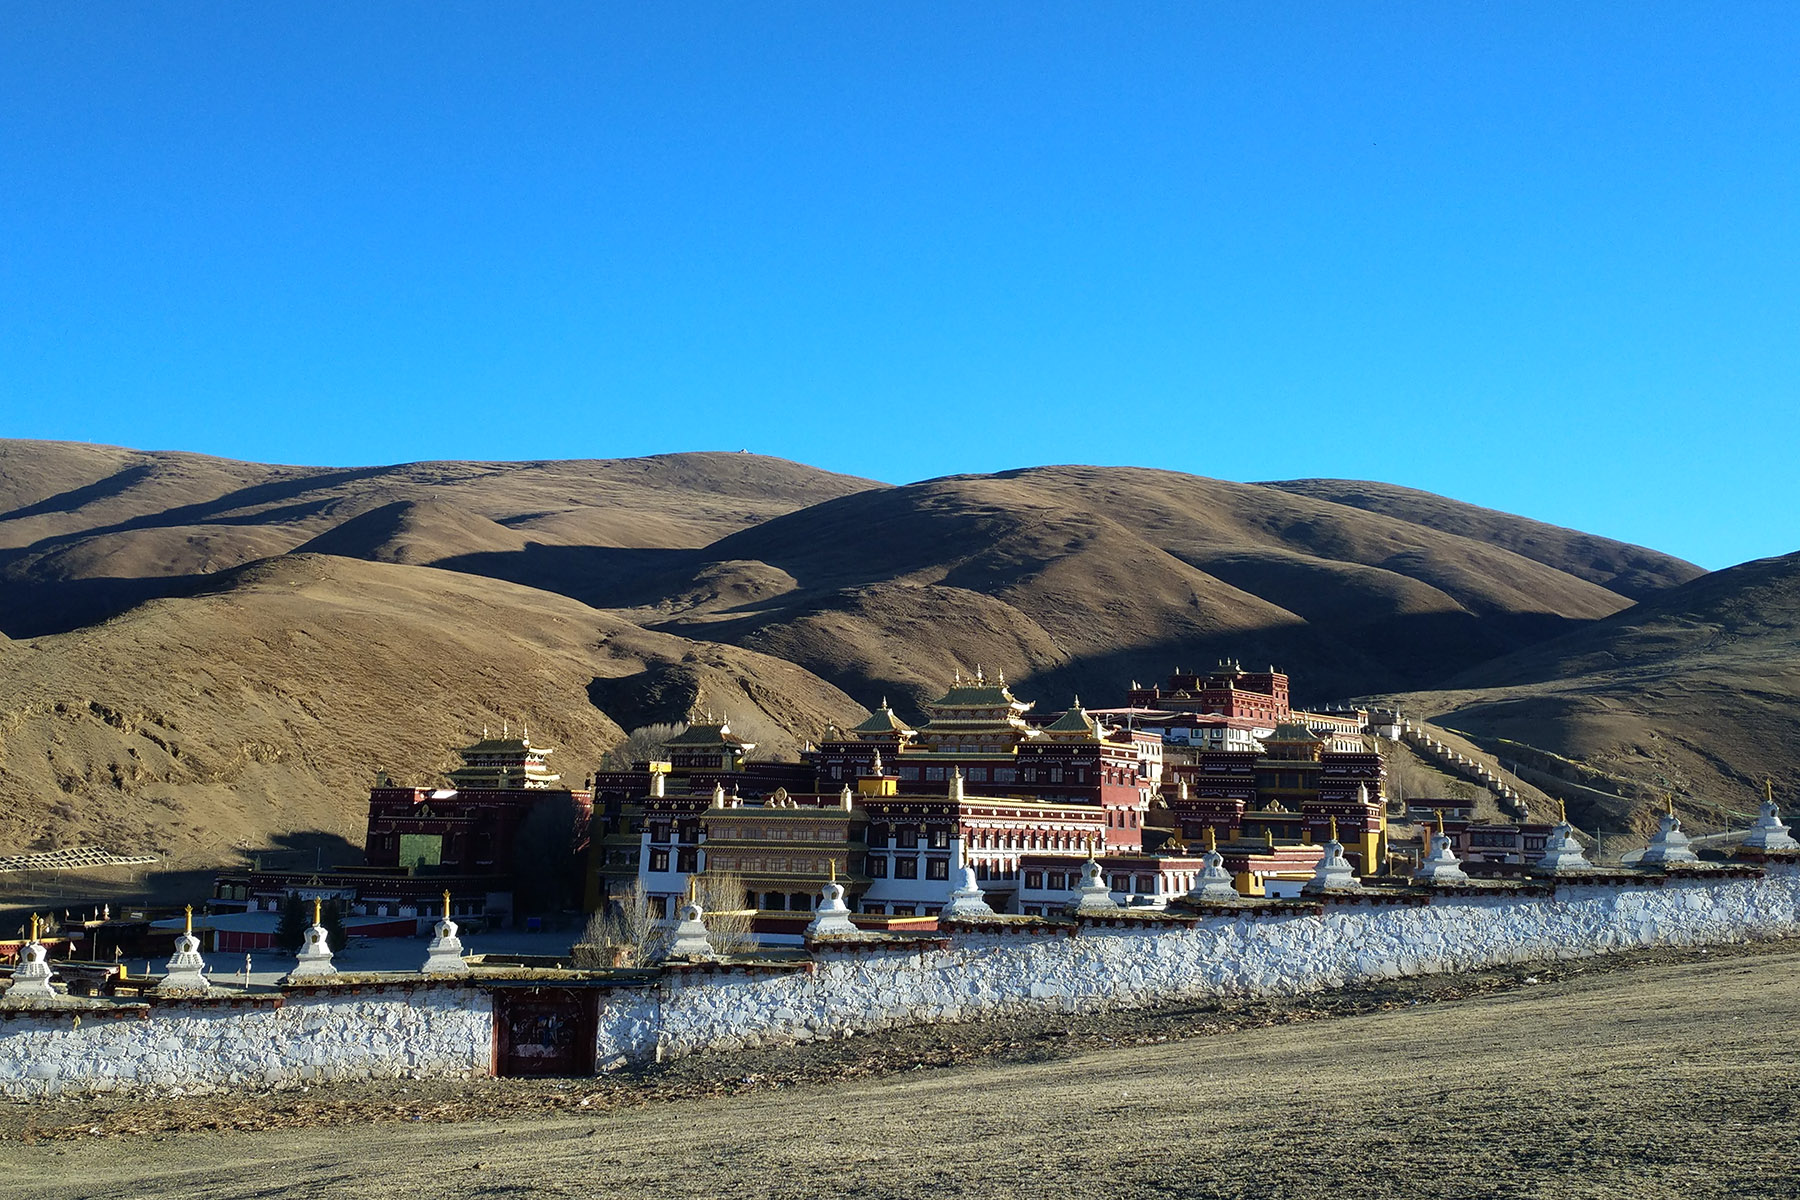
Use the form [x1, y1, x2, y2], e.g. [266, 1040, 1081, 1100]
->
[599, 722, 685, 770]
[575, 880, 666, 968]
[692, 870, 759, 956]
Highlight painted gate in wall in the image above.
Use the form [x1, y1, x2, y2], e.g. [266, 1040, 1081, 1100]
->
[493, 986, 599, 1077]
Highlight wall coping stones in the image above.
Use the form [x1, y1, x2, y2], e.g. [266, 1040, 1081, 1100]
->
[662, 960, 816, 979]
[939, 918, 1077, 937]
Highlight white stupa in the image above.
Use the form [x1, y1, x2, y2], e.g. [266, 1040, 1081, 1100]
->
[1535, 803, 1593, 873]
[668, 896, 716, 959]
[1741, 780, 1799, 853]
[1066, 850, 1120, 915]
[156, 906, 212, 996]
[2, 916, 59, 1004]
[1413, 813, 1470, 884]
[1639, 798, 1699, 867]
[1303, 818, 1362, 893]
[284, 898, 339, 980]
[804, 864, 859, 937]
[940, 866, 996, 918]
[1186, 829, 1243, 902]
[422, 890, 471, 975]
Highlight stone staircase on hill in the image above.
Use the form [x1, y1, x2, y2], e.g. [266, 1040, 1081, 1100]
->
[1371, 714, 1532, 820]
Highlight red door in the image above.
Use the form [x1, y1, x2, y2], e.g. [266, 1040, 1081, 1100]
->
[493, 987, 598, 1077]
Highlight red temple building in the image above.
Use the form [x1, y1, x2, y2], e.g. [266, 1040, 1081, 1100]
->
[214, 732, 593, 932]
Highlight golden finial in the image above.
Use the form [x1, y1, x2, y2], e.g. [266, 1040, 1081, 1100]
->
[1204, 826, 1217, 852]
[1768, 778, 1777, 805]
[1435, 810, 1445, 836]
[29, 913, 40, 943]
[1666, 793, 1675, 817]
[829, 859, 838, 884]
[1559, 799, 1567, 823]
[184, 904, 193, 936]
[687, 876, 697, 903]
[1329, 816, 1339, 842]
[312, 896, 322, 927]
[443, 889, 452, 919]
[1265, 828, 1274, 848]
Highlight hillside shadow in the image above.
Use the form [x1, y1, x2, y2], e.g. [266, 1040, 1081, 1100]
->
[0, 572, 217, 637]
[432, 545, 707, 608]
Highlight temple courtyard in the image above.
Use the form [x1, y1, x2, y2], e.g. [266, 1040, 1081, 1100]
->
[3, 939, 1797, 1199]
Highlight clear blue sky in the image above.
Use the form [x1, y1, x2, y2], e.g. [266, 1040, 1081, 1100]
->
[3, 4, 1796, 570]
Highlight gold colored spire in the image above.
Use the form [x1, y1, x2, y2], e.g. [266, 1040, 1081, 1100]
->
[443, 889, 452, 919]
[312, 896, 322, 927]
[184, 904, 193, 936]
[1204, 826, 1217, 852]
[29, 913, 39, 942]
[1559, 799, 1567, 822]
[1768, 778, 1777, 805]
[1329, 816, 1339, 842]
[1265, 828, 1274, 848]
[1666, 793, 1675, 816]
[829, 859, 838, 884]
[1435, 810, 1445, 836]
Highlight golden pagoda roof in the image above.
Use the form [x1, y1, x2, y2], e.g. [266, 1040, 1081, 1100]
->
[1043, 699, 1101, 739]
[849, 703, 914, 736]
[665, 722, 755, 749]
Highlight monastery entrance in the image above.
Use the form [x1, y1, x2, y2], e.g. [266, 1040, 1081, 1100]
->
[492, 986, 599, 1077]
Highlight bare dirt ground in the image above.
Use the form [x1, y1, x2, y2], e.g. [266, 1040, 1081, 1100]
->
[5, 939, 1798, 1199]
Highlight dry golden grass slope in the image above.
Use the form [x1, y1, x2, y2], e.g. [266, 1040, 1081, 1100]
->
[0, 553, 862, 872]
[613, 465, 1687, 710]
[1383, 551, 1800, 835]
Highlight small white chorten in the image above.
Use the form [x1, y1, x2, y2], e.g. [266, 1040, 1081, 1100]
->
[1639, 798, 1699, 867]
[157, 905, 211, 996]
[805, 864, 859, 937]
[1413, 813, 1470, 885]
[1066, 849, 1119, 915]
[2, 916, 58, 1003]
[940, 866, 995, 918]
[1742, 780, 1799, 853]
[1535, 804, 1593, 873]
[285, 898, 339, 980]
[422, 890, 471, 975]
[1303, 819, 1362, 893]
[1186, 829, 1242, 903]
[668, 894, 716, 959]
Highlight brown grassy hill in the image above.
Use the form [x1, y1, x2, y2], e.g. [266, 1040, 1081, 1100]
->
[1, 444, 1742, 875]
[0, 441, 878, 636]
[603, 466, 1657, 714]
[0, 553, 864, 875]
[1264, 479, 1704, 600]
[1380, 551, 1800, 836]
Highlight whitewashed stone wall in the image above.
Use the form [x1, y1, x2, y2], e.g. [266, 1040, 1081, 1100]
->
[0, 985, 491, 1099]
[4, 867, 1797, 1097]
[620, 866, 1800, 1064]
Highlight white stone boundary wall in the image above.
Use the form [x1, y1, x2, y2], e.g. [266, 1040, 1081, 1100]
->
[3, 867, 1797, 1098]
[622, 866, 1800, 1064]
[0, 985, 491, 1099]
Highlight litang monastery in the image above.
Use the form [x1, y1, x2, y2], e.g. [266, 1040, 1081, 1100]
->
[204, 661, 1408, 943]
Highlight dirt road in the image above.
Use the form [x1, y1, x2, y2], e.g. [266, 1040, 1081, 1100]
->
[6, 942, 1799, 1199]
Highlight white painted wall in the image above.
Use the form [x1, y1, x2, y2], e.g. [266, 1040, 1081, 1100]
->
[4, 866, 1796, 1097]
